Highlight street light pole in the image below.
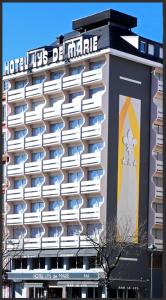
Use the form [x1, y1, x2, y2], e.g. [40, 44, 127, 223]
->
[150, 251, 153, 298]
[148, 244, 157, 298]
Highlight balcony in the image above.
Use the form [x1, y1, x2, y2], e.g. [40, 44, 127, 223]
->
[25, 111, 43, 124]
[24, 212, 41, 224]
[7, 139, 24, 152]
[81, 180, 100, 194]
[6, 235, 97, 250]
[61, 182, 80, 195]
[25, 161, 42, 174]
[42, 185, 60, 197]
[80, 207, 100, 220]
[62, 128, 80, 143]
[43, 79, 61, 94]
[154, 212, 163, 224]
[7, 114, 24, 128]
[82, 69, 102, 85]
[25, 136, 42, 149]
[157, 107, 163, 120]
[154, 80, 163, 100]
[7, 164, 24, 177]
[7, 88, 25, 102]
[7, 189, 23, 201]
[24, 187, 42, 200]
[43, 158, 60, 172]
[154, 238, 163, 250]
[155, 186, 163, 199]
[61, 209, 79, 222]
[63, 74, 81, 89]
[6, 214, 23, 225]
[26, 83, 43, 99]
[156, 160, 163, 172]
[82, 125, 101, 140]
[43, 106, 61, 120]
[42, 211, 60, 223]
[156, 134, 163, 146]
[43, 132, 61, 146]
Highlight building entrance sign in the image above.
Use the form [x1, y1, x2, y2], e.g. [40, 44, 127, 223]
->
[7, 272, 99, 281]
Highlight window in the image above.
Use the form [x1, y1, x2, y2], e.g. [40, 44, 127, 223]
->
[32, 101, 44, 111]
[31, 177, 44, 187]
[31, 227, 43, 238]
[15, 80, 27, 89]
[14, 154, 27, 165]
[50, 71, 63, 80]
[50, 96, 63, 107]
[50, 257, 63, 269]
[13, 227, 25, 238]
[31, 152, 44, 162]
[31, 202, 44, 212]
[69, 257, 83, 269]
[2, 106, 6, 122]
[14, 179, 26, 189]
[69, 119, 83, 129]
[140, 41, 146, 53]
[49, 148, 63, 159]
[48, 226, 62, 237]
[88, 169, 103, 180]
[87, 223, 102, 236]
[32, 76, 44, 85]
[13, 258, 27, 269]
[87, 196, 103, 208]
[69, 91, 83, 103]
[32, 258, 45, 269]
[49, 200, 63, 211]
[153, 203, 163, 213]
[89, 87, 104, 99]
[67, 225, 81, 236]
[68, 145, 83, 156]
[89, 115, 104, 126]
[32, 126, 44, 136]
[89, 60, 105, 70]
[13, 204, 25, 214]
[14, 129, 27, 139]
[50, 123, 63, 133]
[159, 47, 163, 59]
[15, 104, 27, 115]
[88, 142, 103, 153]
[68, 199, 82, 209]
[69, 66, 83, 75]
[68, 172, 82, 183]
[148, 44, 154, 55]
[49, 175, 62, 185]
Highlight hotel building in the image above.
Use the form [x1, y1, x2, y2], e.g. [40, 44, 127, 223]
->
[3, 9, 163, 298]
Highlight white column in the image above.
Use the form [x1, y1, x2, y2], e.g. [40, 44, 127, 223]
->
[45, 257, 51, 270]
[83, 256, 89, 270]
[64, 257, 69, 270]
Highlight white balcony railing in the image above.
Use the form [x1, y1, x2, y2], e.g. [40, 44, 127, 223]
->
[155, 212, 163, 224]
[158, 81, 163, 93]
[80, 207, 100, 220]
[7, 88, 25, 102]
[7, 139, 24, 152]
[6, 189, 23, 201]
[43, 106, 61, 120]
[7, 164, 24, 176]
[42, 185, 60, 197]
[6, 214, 23, 225]
[156, 160, 163, 172]
[7, 114, 24, 127]
[61, 182, 80, 195]
[25, 161, 42, 174]
[25, 136, 42, 149]
[81, 180, 100, 193]
[43, 158, 60, 172]
[7, 70, 103, 103]
[43, 132, 61, 146]
[157, 107, 163, 119]
[6, 235, 98, 250]
[155, 186, 163, 198]
[24, 187, 42, 199]
[26, 83, 43, 98]
[156, 134, 163, 146]
[25, 111, 43, 124]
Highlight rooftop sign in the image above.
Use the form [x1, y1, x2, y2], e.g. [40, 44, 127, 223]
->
[4, 36, 98, 76]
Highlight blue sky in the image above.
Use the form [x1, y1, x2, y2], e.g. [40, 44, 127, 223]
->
[3, 2, 163, 63]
